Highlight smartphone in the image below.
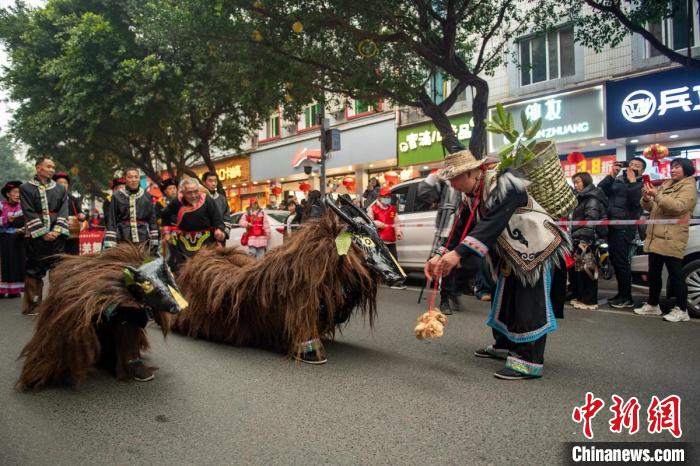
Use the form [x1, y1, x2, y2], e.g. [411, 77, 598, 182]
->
[642, 174, 651, 185]
[615, 161, 630, 168]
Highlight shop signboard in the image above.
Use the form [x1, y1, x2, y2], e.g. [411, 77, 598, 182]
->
[397, 113, 473, 166]
[191, 156, 251, 184]
[560, 155, 617, 178]
[490, 86, 605, 153]
[606, 67, 700, 139]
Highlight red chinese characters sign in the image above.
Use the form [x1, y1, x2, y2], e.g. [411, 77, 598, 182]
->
[561, 155, 617, 178]
[79, 231, 104, 255]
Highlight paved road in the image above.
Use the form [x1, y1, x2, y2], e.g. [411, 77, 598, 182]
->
[0, 288, 697, 465]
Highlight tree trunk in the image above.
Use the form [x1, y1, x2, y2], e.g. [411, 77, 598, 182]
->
[469, 78, 489, 159]
[417, 91, 465, 155]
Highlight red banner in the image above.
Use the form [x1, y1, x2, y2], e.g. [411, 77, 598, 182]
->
[79, 231, 104, 255]
[561, 155, 617, 178]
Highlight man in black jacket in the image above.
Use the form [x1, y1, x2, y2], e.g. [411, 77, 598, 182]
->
[597, 157, 646, 308]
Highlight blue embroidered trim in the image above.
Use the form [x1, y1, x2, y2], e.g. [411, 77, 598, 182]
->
[486, 264, 558, 343]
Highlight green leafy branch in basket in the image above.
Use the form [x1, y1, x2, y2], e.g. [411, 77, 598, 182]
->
[486, 103, 543, 169]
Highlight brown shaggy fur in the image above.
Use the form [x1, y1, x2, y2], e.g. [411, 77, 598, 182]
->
[174, 213, 378, 355]
[16, 243, 171, 390]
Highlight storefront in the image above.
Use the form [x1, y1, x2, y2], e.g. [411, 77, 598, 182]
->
[605, 67, 700, 179]
[190, 155, 251, 212]
[250, 116, 397, 198]
[490, 85, 609, 181]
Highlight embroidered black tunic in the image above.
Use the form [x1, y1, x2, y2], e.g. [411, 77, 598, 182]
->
[159, 194, 224, 271]
[105, 188, 159, 249]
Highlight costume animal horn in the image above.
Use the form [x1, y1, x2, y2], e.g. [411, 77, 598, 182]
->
[324, 195, 357, 227]
[337, 194, 375, 228]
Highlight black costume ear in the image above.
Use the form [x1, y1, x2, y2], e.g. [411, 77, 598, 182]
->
[325, 194, 358, 228]
[337, 194, 375, 228]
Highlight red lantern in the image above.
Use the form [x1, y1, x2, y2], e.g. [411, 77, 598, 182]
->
[299, 182, 311, 193]
[271, 186, 282, 196]
[342, 176, 356, 192]
[566, 152, 586, 164]
[384, 170, 399, 186]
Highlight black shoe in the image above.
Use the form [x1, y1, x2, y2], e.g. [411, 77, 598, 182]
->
[295, 350, 328, 365]
[449, 295, 464, 312]
[494, 368, 540, 380]
[128, 359, 155, 382]
[609, 297, 634, 308]
[607, 294, 620, 304]
[439, 297, 453, 315]
[474, 347, 508, 360]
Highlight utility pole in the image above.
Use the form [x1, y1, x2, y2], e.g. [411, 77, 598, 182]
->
[319, 93, 327, 196]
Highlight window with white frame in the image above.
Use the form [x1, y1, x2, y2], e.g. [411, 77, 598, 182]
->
[347, 99, 380, 118]
[265, 113, 280, 139]
[298, 103, 321, 131]
[259, 112, 280, 141]
[647, 2, 699, 57]
[518, 25, 575, 86]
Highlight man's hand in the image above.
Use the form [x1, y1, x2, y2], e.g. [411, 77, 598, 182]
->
[437, 250, 461, 277]
[610, 164, 622, 178]
[626, 167, 638, 183]
[43, 231, 58, 242]
[396, 230, 404, 241]
[424, 255, 441, 280]
[214, 228, 225, 242]
[374, 221, 386, 229]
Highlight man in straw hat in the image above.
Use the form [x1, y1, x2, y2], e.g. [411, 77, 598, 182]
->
[425, 149, 569, 380]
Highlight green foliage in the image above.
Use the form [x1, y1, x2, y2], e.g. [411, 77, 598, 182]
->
[534, 0, 686, 53]
[0, 136, 33, 188]
[486, 103, 542, 169]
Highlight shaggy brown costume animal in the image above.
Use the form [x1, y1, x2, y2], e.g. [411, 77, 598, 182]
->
[174, 213, 380, 357]
[17, 243, 181, 390]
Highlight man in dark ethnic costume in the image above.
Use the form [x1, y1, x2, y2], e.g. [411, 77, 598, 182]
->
[155, 178, 179, 258]
[52, 171, 85, 255]
[425, 151, 569, 380]
[202, 171, 234, 245]
[103, 177, 126, 220]
[158, 178, 226, 272]
[104, 168, 159, 253]
[19, 158, 70, 315]
[16, 243, 187, 389]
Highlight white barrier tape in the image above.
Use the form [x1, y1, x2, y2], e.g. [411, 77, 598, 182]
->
[392, 218, 700, 228]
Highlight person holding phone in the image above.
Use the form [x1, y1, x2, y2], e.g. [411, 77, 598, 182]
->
[636, 158, 697, 322]
[597, 157, 646, 308]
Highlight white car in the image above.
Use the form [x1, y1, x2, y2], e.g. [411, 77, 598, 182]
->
[226, 210, 290, 250]
[390, 178, 443, 271]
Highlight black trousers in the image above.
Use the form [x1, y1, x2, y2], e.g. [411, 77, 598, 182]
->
[573, 269, 598, 305]
[648, 252, 687, 311]
[608, 227, 634, 299]
[24, 236, 65, 279]
[492, 329, 547, 365]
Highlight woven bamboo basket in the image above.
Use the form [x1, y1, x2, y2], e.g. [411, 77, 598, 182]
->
[518, 140, 576, 219]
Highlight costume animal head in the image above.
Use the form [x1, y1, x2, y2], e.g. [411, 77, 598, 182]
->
[325, 195, 406, 286]
[124, 257, 188, 315]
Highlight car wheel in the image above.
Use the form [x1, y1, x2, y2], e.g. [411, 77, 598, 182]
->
[683, 259, 700, 319]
